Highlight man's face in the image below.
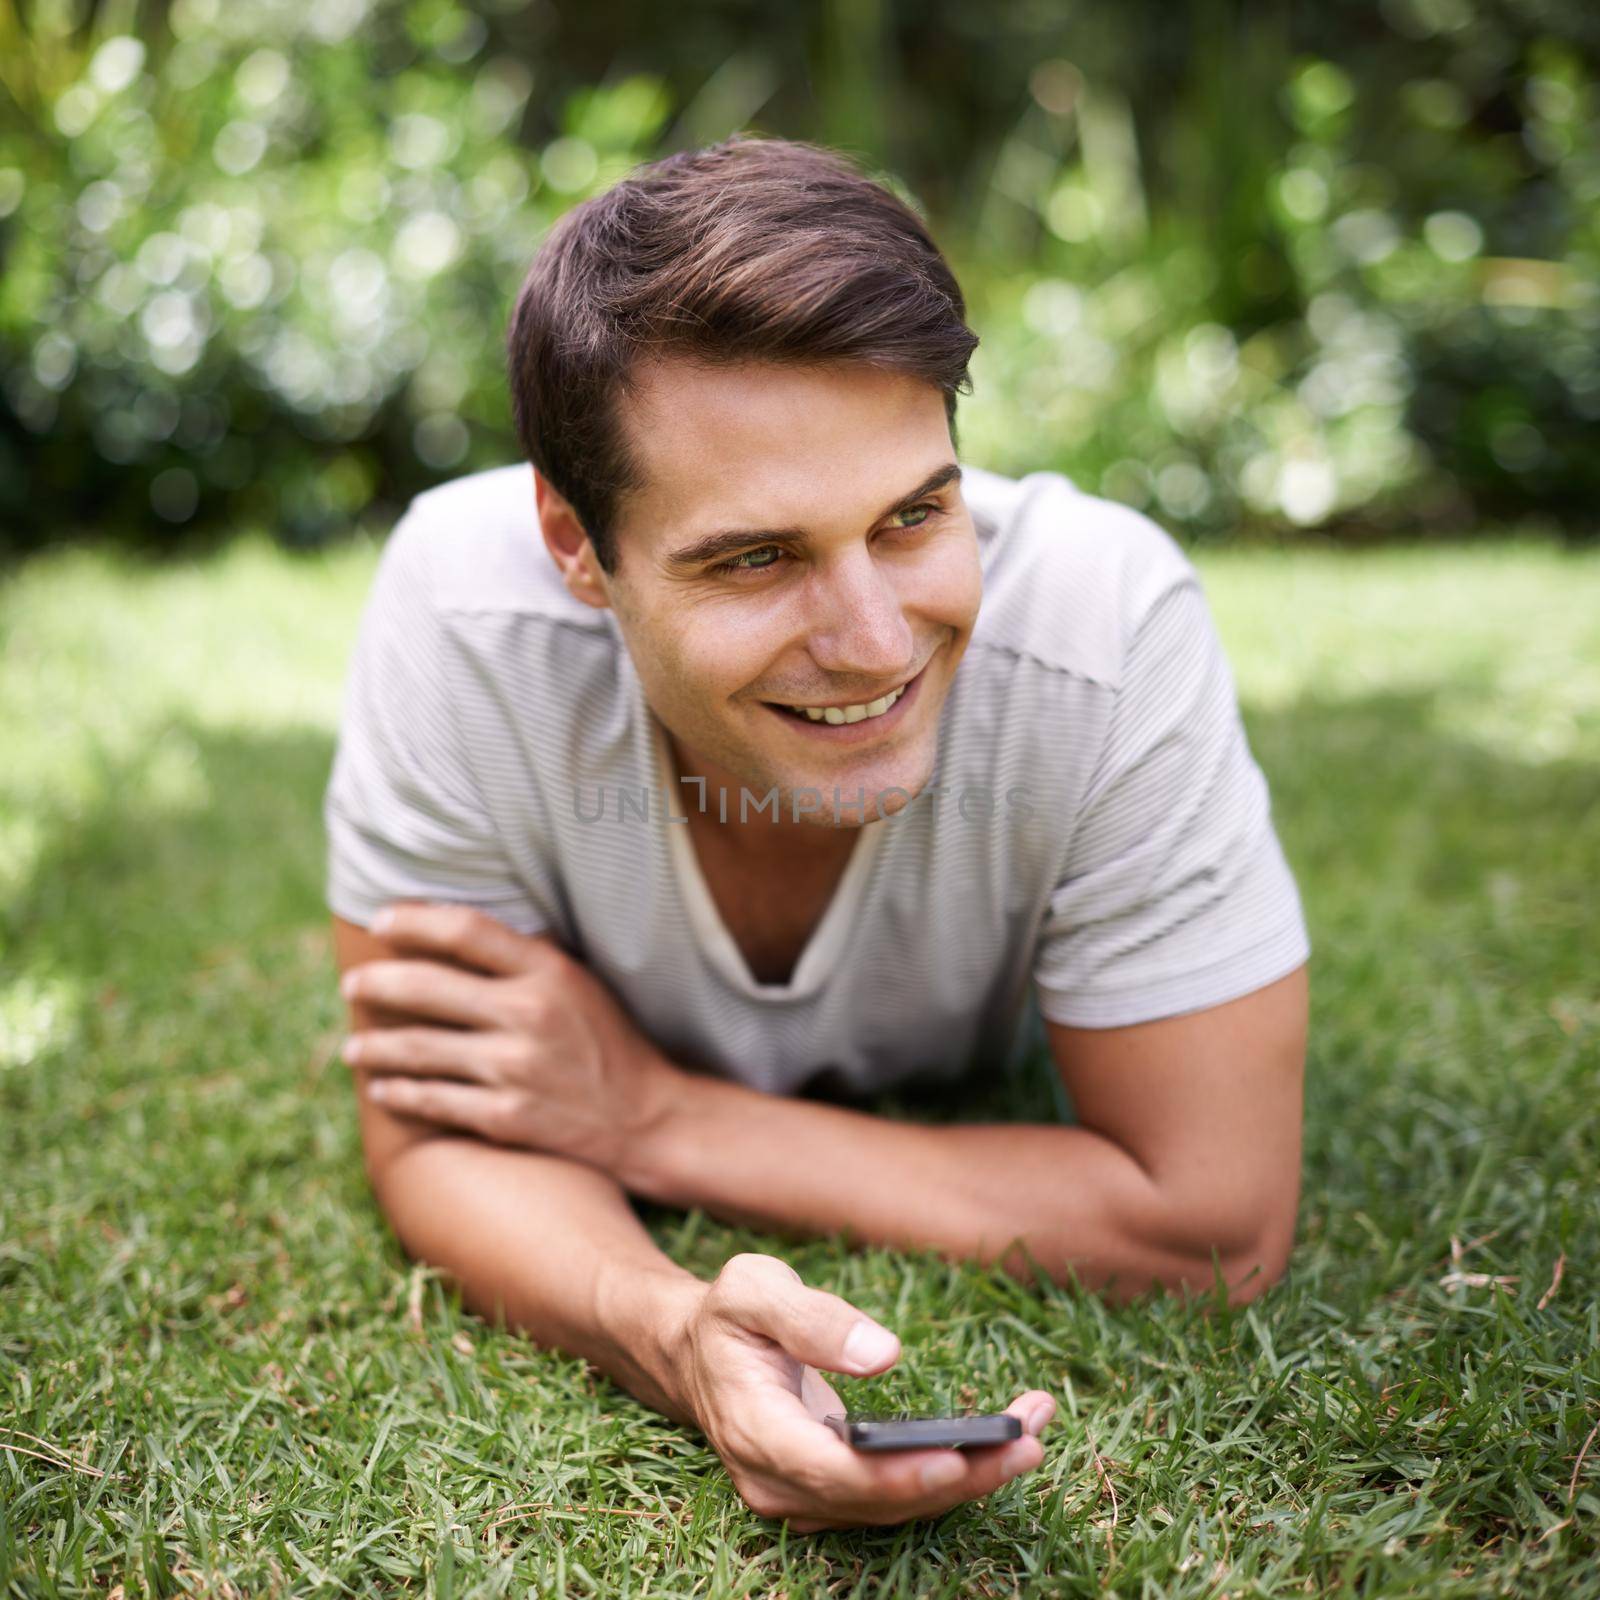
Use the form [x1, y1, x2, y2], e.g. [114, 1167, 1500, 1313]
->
[594, 358, 983, 831]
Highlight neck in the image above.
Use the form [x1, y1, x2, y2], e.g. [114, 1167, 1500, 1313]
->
[663, 727, 864, 864]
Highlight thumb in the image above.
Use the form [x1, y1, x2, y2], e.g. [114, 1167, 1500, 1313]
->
[715, 1255, 902, 1376]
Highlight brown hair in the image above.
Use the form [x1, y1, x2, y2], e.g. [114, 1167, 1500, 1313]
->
[505, 133, 980, 575]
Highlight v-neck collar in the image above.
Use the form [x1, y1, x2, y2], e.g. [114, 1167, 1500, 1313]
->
[649, 714, 887, 1003]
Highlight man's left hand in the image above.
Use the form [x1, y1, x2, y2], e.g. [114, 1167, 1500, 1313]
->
[338, 901, 682, 1175]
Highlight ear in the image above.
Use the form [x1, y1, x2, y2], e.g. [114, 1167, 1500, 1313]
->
[533, 467, 611, 610]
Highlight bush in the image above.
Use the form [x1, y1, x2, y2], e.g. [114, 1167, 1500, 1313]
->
[0, 0, 670, 551]
[956, 21, 1600, 541]
[2, 0, 1596, 555]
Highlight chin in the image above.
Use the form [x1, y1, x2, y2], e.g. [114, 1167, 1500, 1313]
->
[800, 744, 938, 824]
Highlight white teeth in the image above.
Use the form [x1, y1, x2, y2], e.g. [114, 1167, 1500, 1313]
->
[788, 684, 905, 725]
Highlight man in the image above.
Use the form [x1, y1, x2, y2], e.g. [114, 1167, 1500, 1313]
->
[324, 134, 1310, 1533]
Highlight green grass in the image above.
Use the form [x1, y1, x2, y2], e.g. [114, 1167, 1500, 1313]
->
[2, 530, 1598, 1597]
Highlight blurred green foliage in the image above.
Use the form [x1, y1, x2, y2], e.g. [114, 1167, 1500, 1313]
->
[0, 0, 1596, 555]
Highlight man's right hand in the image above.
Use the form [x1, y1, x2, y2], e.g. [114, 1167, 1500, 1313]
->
[659, 1252, 1056, 1533]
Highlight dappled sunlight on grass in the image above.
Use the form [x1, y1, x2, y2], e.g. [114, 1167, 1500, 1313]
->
[2, 530, 376, 757]
[1206, 539, 1600, 765]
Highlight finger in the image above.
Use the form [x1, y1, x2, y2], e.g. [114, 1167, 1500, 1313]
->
[860, 1392, 1052, 1518]
[372, 902, 562, 977]
[342, 959, 508, 1030]
[712, 1254, 901, 1377]
[889, 1392, 1053, 1490]
[363, 1076, 518, 1138]
[1010, 1389, 1058, 1437]
[343, 1026, 499, 1084]
[752, 1386, 1054, 1525]
[739, 1383, 1005, 1512]
[924, 1391, 1058, 1478]
[898, 1430, 1047, 1520]
[820, 1425, 1047, 1525]
[757, 1425, 1042, 1529]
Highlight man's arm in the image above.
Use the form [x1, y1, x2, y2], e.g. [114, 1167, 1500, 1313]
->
[619, 964, 1308, 1306]
[331, 915, 705, 1423]
[331, 911, 1062, 1531]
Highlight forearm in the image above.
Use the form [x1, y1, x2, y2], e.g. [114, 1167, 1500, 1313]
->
[622, 1074, 1271, 1304]
[370, 1130, 706, 1423]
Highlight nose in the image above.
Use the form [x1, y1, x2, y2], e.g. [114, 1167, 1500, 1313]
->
[805, 546, 917, 687]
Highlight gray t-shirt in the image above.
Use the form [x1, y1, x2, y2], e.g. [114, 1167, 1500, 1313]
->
[323, 462, 1310, 1098]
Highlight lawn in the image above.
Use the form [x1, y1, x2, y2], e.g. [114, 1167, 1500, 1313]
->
[2, 528, 1598, 1597]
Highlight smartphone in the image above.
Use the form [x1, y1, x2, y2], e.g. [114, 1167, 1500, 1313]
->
[823, 1412, 1023, 1451]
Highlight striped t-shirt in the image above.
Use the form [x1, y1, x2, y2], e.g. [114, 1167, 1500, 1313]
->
[323, 462, 1310, 1099]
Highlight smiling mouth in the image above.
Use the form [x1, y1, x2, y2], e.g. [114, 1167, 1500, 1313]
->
[761, 659, 928, 730]
[772, 681, 908, 724]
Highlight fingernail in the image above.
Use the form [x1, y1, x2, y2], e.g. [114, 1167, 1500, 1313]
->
[920, 1453, 966, 1490]
[372, 908, 396, 935]
[340, 972, 360, 999]
[842, 1320, 898, 1371]
[342, 1036, 364, 1063]
[366, 1079, 389, 1102]
[1026, 1398, 1056, 1436]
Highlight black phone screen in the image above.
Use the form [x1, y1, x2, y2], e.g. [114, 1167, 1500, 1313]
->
[824, 1412, 1023, 1451]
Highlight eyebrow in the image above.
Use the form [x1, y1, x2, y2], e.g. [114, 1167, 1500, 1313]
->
[663, 463, 964, 573]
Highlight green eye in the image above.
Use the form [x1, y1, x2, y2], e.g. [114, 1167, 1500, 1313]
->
[710, 503, 941, 576]
[718, 545, 782, 573]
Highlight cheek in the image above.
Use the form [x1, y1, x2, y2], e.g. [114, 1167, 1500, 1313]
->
[911, 538, 983, 625]
[668, 607, 780, 697]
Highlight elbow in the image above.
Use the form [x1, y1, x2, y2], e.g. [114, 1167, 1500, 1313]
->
[363, 1145, 401, 1217]
[354, 1101, 399, 1206]
[1214, 1226, 1294, 1305]
[1161, 1197, 1298, 1307]
[362, 1126, 447, 1222]
[360, 1141, 410, 1243]
[1184, 1203, 1292, 1305]
[352, 1075, 454, 1219]
[1037, 1192, 1298, 1306]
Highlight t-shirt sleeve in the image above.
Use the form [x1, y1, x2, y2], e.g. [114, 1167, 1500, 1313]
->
[1031, 567, 1310, 1028]
[322, 508, 550, 935]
